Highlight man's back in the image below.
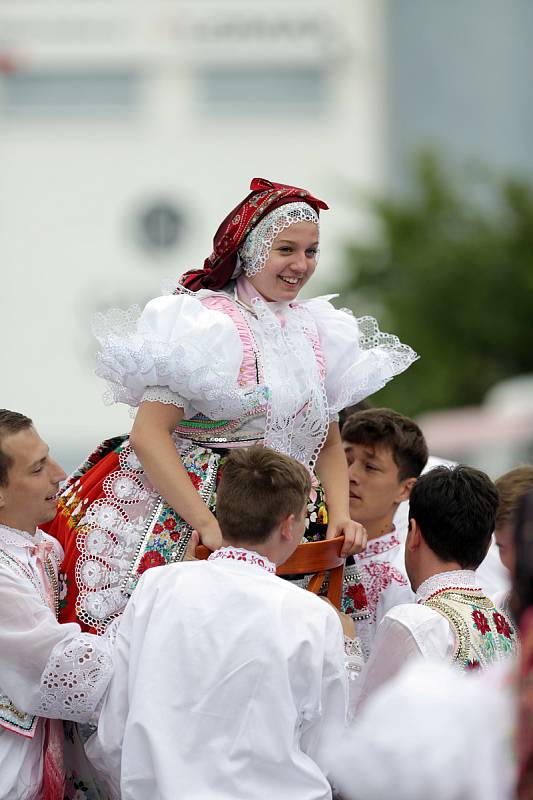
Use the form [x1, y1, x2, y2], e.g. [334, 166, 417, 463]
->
[355, 570, 518, 709]
[87, 552, 347, 800]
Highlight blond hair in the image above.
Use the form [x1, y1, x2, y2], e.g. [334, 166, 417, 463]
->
[495, 465, 533, 529]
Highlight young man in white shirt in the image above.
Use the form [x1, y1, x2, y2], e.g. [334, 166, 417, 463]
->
[86, 445, 348, 800]
[355, 464, 518, 709]
[0, 409, 115, 800]
[341, 409, 428, 652]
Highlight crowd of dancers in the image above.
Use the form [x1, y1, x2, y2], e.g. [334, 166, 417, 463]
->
[0, 177, 531, 799]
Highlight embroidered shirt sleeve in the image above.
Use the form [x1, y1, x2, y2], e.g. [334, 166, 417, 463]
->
[38, 632, 114, 721]
[0, 564, 113, 723]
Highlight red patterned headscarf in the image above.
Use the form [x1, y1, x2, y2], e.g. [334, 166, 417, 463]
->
[179, 177, 328, 292]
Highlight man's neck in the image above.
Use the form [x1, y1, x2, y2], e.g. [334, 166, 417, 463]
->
[221, 539, 280, 565]
[0, 517, 38, 536]
[364, 516, 396, 542]
[412, 560, 464, 594]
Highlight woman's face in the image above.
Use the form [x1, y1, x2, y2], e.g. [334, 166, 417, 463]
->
[247, 221, 319, 302]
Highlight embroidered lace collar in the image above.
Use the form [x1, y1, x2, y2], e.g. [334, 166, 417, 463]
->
[416, 569, 480, 603]
[356, 527, 399, 560]
[0, 523, 43, 548]
[208, 546, 276, 574]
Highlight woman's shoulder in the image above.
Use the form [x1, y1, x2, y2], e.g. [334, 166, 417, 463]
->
[138, 289, 243, 339]
[299, 294, 357, 326]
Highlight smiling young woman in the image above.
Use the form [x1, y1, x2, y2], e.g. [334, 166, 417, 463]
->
[43, 177, 418, 634]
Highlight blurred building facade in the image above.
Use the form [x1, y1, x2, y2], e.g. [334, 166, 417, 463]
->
[385, 0, 533, 185]
[1, 0, 530, 473]
[0, 0, 387, 470]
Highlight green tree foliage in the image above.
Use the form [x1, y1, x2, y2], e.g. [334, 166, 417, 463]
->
[337, 151, 533, 416]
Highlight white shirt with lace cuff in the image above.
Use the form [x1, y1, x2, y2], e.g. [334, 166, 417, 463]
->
[0, 524, 115, 800]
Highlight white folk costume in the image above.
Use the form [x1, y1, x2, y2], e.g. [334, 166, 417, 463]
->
[0, 524, 114, 800]
[394, 456, 512, 599]
[325, 659, 517, 800]
[343, 528, 414, 657]
[354, 569, 518, 709]
[45, 178, 417, 635]
[86, 547, 348, 800]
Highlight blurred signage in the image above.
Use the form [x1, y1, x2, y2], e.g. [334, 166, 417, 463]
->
[0, 1, 346, 69]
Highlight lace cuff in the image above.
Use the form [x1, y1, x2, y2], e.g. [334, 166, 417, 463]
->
[141, 386, 187, 411]
[38, 633, 113, 722]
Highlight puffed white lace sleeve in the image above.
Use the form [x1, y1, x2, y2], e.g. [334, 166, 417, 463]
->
[93, 294, 266, 420]
[303, 296, 418, 414]
[0, 565, 113, 723]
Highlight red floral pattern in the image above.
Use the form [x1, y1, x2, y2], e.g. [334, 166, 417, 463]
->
[466, 659, 481, 670]
[359, 530, 399, 559]
[189, 473, 202, 491]
[359, 561, 409, 623]
[493, 611, 512, 639]
[208, 546, 275, 574]
[137, 550, 166, 575]
[344, 582, 368, 612]
[472, 609, 490, 636]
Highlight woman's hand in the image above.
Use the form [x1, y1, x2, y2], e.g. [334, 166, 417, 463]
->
[326, 518, 367, 558]
[314, 423, 366, 557]
[196, 517, 222, 552]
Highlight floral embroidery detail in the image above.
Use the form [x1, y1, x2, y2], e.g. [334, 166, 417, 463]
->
[303, 481, 328, 537]
[208, 546, 276, 574]
[343, 582, 368, 613]
[137, 550, 166, 575]
[472, 609, 490, 636]
[493, 611, 512, 639]
[424, 587, 518, 669]
[189, 472, 202, 491]
[358, 561, 408, 623]
[316, 503, 328, 525]
[357, 529, 399, 559]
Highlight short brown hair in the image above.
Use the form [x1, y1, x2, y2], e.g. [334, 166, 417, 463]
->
[341, 408, 428, 480]
[495, 465, 533, 529]
[0, 409, 33, 487]
[216, 446, 311, 545]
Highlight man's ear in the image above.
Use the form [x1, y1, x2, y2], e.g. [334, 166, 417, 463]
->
[396, 476, 417, 504]
[279, 513, 295, 542]
[406, 517, 421, 551]
[0, 489, 5, 510]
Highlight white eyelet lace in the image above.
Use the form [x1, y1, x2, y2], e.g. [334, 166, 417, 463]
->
[249, 298, 329, 471]
[38, 633, 114, 721]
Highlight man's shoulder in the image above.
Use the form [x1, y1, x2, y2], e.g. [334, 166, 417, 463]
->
[383, 601, 448, 630]
[277, 578, 342, 626]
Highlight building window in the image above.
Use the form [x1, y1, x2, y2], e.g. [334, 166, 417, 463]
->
[198, 66, 326, 116]
[1, 70, 140, 118]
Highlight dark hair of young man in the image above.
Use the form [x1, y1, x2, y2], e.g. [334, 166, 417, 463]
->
[216, 446, 311, 545]
[409, 465, 499, 569]
[0, 409, 33, 487]
[495, 465, 533, 529]
[341, 408, 428, 481]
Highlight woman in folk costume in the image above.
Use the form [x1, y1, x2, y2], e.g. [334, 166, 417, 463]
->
[46, 177, 417, 634]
